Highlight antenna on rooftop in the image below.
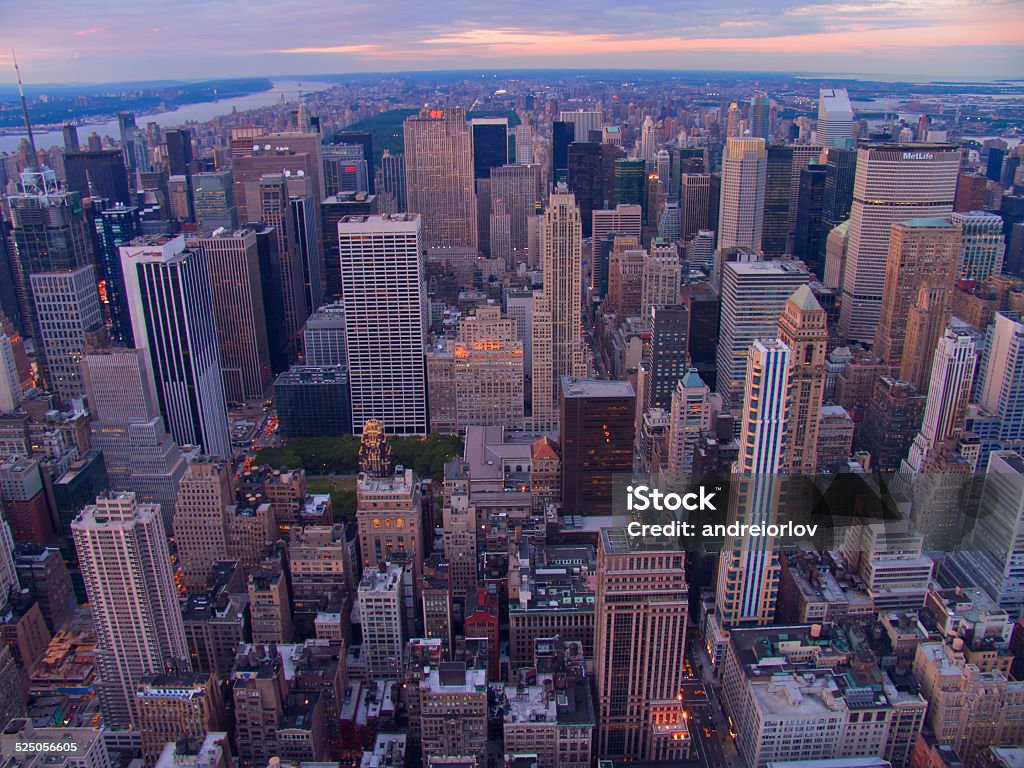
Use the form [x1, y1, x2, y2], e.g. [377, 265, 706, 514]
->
[12, 49, 39, 171]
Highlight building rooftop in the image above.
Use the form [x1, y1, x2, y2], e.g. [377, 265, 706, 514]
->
[902, 217, 955, 228]
[560, 377, 635, 399]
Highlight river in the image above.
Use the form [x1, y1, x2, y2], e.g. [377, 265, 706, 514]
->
[0, 79, 333, 154]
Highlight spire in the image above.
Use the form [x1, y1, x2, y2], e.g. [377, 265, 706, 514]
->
[12, 50, 38, 172]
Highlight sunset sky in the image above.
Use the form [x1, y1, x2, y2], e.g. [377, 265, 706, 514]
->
[2, 0, 1022, 84]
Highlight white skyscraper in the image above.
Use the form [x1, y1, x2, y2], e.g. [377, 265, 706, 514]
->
[558, 110, 603, 142]
[666, 368, 711, 479]
[951, 210, 1006, 282]
[904, 328, 978, 473]
[0, 333, 21, 414]
[121, 235, 232, 458]
[0, 509, 16, 611]
[838, 144, 960, 342]
[639, 115, 657, 160]
[716, 339, 792, 628]
[531, 185, 587, 429]
[717, 137, 767, 253]
[72, 492, 190, 727]
[976, 311, 1024, 457]
[514, 124, 534, 165]
[816, 88, 854, 148]
[339, 214, 427, 435]
[358, 563, 405, 678]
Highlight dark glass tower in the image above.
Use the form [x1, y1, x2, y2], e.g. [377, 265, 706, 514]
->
[64, 150, 131, 205]
[471, 120, 508, 179]
[794, 163, 828, 274]
[94, 203, 142, 346]
[552, 121, 575, 183]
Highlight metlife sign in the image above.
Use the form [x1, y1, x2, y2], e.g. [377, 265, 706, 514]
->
[902, 151, 935, 160]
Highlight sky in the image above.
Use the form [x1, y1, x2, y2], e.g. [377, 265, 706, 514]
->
[1, 0, 1023, 84]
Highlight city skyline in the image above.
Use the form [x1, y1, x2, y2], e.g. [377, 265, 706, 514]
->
[1, 0, 1023, 83]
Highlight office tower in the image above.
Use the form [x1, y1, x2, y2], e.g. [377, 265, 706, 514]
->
[607, 245, 645, 317]
[72, 492, 189, 727]
[858, 377, 927, 471]
[490, 163, 542, 266]
[167, 175, 193, 222]
[62, 123, 79, 151]
[794, 163, 828, 271]
[642, 304, 689, 412]
[823, 220, 850, 289]
[777, 286, 828, 474]
[551, 121, 575, 181]
[8, 176, 93, 386]
[286, 175, 321, 329]
[378, 150, 406, 211]
[303, 302, 346, 365]
[471, 117, 508, 179]
[30, 265, 103, 400]
[0, 456, 53, 543]
[323, 143, 369, 196]
[976, 312, 1024, 455]
[559, 378, 635, 516]
[658, 200, 681, 242]
[715, 260, 810, 405]
[0, 333, 19, 414]
[339, 214, 427, 435]
[595, 528, 688, 760]
[715, 339, 792, 629]
[839, 144, 960, 342]
[718, 138, 767, 252]
[568, 142, 620, 237]
[80, 346, 188, 526]
[358, 563, 405, 678]
[0, 511, 15, 609]
[750, 93, 771, 140]
[817, 88, 854, 147]
[164, 128, 194, 176]
[334, 129, 375, 191]
[319, 193, 375, 302]
[419, 662, 489, 766]
[64, 149, 132, 205]
[904, 328, 977, 473]
[94, 203, 142, 346]
[762, 145, 795, 257]
[559, 109, 602, 142]
[641, 241, 681, 318]
[874, 218, 961, 390]
[247, 558, 293, 643]
[13, 543, 76, 632]
[232, 144, 317, 223]
[513, 123, 534, 164]
[174, 457, 231, 590]
[121, 235, 231, 458]
[986, 147, 1006, 183]
[196, 228, 272, 403]
[591, 203, 642, 245]
[952, 210, 1006, 281]
[356, 465, 423, 588]
[639, 115, 657, 159]
[955, 172, 988, 212]
[505, 287, 533, 370]
[614, 158, 646, 207]
[726, 102, 741, 138]
[240, 223, 288, 376]
[818, 146, 857, 262]
[274, 365, 351, 437]
[664, 369, 712, 479]
[680, 173, 713, 242]
[252, 173, 311, 355]
[403, 106, 477, 251]
[191, 171, 237, 231]
[136, 672, 222, 766]
[531, 187, 587, 428]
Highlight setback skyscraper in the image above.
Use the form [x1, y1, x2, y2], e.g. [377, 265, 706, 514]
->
[717, 138, 767, 252]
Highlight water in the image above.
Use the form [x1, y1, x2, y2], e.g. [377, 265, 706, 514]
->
[0, 79, 333, 154]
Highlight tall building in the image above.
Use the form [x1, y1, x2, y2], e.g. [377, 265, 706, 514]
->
[838, 144, 960, 342]
[642, 304, 689, 412]
[568, 142, 620, 237]
[136, 672, 222, 767]
[489, 164, 542, 267]
[680, 173, 713, 243]
[358, 563, 405, 678]
[718, 138, 767, 252]
[559, 378, 635, 516]
[72, 492, 189, 727]
[952, 210, 1006, 281]
[30, 264, 104, 400]
[874, 218, 961, 391]
[715, 260, 810, 406]
[595, 528, 689, 760]
[471, 117, 508, 179]
[641, 241, 682, 320]
[94, 204, 142, 346]
[904, 328, 977, 473]
[174, 457, 232, 590]
[749, 93, 771, 140]
[794, 163, 829, 271]
[191, 171, 237, 231]
[531, 186, 587, 428]
[377, 150, 407, 212]
[303, 302, 346, 366]
[777, 285, 828, 474]
[64, 149, 132, 205]
[0, 511, 15, 611]
[716, 340, 792, 629]
[558, 110, 602, 142]
[817, 88, 854, 148]
[591, 203, 642, 245]
[819, 147, 857, 263]
[665, 369, 712, 479]
[975, 311, 1024, 455]
[231, 143, 316, 223]
[121, 234, 231, 457]
[274, 365, 351, 438]
[614, 159, 646, 208]
[551, 121, 575, 181]
[639, 115, 658, 159]
[339, 214, 427, 435]
[419, 662, 489, 766]
[195, 228, 272, 403]
[403, 106, 477, 251]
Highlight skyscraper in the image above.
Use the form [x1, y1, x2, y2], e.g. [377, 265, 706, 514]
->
[715, 260, 809, 406]
[358, 563, 406, 678]
[470, 117, 508, 179]
[951, 210, 1006, 281]
[976, 311, 1024, 455]
[303, 302, 346, 366]
[64, 149, 132, 206]
[121, 234, 231, 458]
[558, 110, 603, 143]
[551, 121, 575, 182]
[191, 171, 237, 231]
[817, 88, 854, 148]
[339, 214, 427, 435]
[680, 173, 713, 243]
[174, 457, 232, 590]
[793, 163, 828, 271]
[568, 142, 620, 238]
[717, 138, 767, 252]
[777, 285, 827, 474]
[403, 106, 477, 251]
[749, 93, 771, 140]
[489, 163, 542, 267]
[94, 203, 142, 346]
[531, 186, 587, 428]
[196, 228, 272, 403]
[904, 328, 977, 473]
[818, 146, 857, 265]
[874, 218, 961, 390]
[838, 144, 960, 342]
[377, 150, 407, 212]
[514, 123, 534, 165]
[639, 115, 658, 160]
[72, 492, 189, 727]
[595, 528, 688, 760]
[716, 339, 792, 628]
[666, 369, 712, 479]
[642, 304, 689, 412]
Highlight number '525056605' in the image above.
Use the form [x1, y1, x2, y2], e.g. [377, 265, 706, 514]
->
[14, 741, 80, 753]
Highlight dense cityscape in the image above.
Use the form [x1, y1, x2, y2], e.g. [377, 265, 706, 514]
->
[0, 27, 1022, 768]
